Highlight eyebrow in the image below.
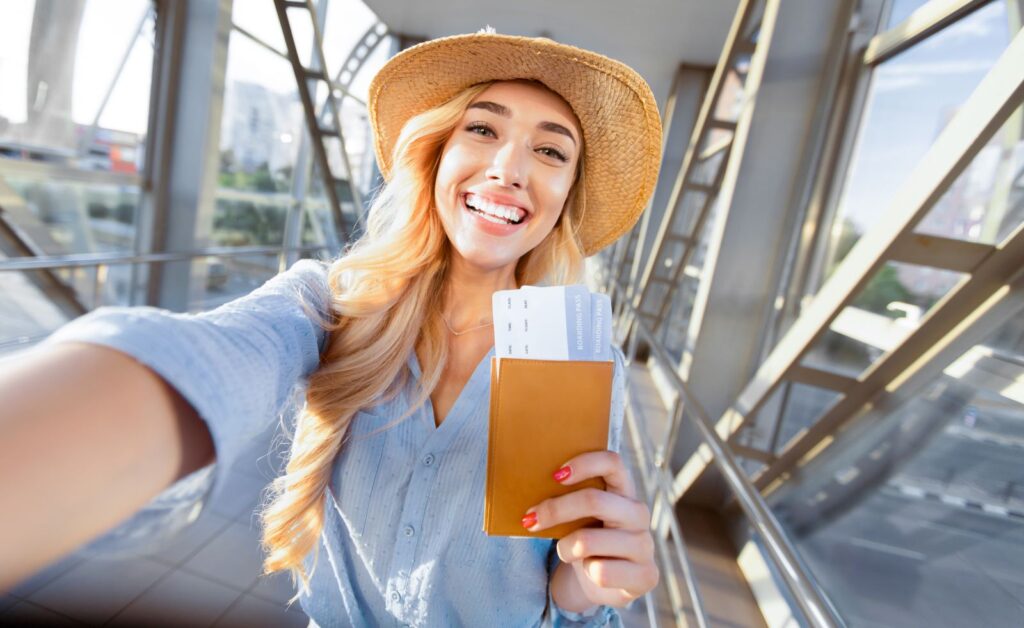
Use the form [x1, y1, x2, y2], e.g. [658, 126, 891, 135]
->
[468, 100, 578, 146]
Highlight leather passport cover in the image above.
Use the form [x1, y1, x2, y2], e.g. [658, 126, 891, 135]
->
[484, 357, 614, 538]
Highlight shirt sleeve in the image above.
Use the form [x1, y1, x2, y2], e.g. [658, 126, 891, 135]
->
[40, 258, 330, 468]
[544, 345, 630, 626]
[36, 258, 331, 553]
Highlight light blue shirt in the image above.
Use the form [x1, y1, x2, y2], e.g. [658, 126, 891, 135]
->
[40, 259, 628, 627]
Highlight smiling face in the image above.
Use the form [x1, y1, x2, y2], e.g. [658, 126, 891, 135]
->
[433, 81, 582, 274]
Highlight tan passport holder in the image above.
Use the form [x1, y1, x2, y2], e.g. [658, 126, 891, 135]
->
[484, 357, 613, 539]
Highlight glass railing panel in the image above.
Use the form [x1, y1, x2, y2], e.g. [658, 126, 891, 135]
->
[186, 252, 282, 312]
[0, 266, 73, 356]
[0, 175, 142, 257]
[769, 312, 1024, 627]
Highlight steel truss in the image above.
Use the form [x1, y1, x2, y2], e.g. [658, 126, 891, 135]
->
[273, 0, 385, 243]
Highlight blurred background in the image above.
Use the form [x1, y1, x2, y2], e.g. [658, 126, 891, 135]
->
[1, 0, 1022, 626]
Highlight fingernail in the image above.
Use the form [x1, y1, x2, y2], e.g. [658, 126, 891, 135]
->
[553, 465, 572, 482]
[521, 511, 538, 529]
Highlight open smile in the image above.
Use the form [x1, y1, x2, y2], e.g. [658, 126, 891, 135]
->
[461, 193, 532, 234]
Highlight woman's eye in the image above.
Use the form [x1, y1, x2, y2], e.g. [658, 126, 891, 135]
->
[466, 123, 495, 137]
[538, 146, 569, 163]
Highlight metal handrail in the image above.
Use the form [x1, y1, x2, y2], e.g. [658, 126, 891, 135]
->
[0, 245, 332, 272]
[615, 279, 844, 628]
[623, 391, 710, 627]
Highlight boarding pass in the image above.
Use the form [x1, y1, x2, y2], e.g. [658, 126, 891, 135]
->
[492, 285, 612, 361]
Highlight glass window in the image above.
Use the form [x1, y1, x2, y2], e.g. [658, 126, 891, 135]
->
[0, 0, 154, 268]
[780, 310, 1024, 626]
[218, 30, 303, 200]
[214, 0, 390, 258]
[212, 22, 303, 299]
[231, 1, 289, 56]
[886, 0, 939, 28]
[822, 2, 1015, 278]
[914, 105, 1024, 244]
[323, 0, 390, 102]
[2, 175, 142, 256]
[772, 383, 843, 454]
[0, 1, 155, 354]
[0, 0, 154, 172]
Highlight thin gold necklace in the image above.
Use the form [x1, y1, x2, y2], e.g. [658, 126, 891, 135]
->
[442, 315, 493, 336]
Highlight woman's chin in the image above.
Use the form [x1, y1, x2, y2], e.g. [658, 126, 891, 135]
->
[449, 245, 521, 273]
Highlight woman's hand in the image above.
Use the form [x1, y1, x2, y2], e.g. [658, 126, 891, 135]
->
[522, 450, 659, 608]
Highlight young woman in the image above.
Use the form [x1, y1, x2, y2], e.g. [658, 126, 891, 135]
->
[0, 32, 663, 626]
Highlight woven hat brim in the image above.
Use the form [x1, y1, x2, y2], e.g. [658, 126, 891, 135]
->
[368, 33, 662, 256]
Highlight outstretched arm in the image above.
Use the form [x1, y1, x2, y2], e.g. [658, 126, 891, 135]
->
[0, 258, 331, 590]
[0, 341, 214, 590]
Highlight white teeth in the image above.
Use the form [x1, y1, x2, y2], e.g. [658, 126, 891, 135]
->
[477, 212, 507, 225]
[465, 193, 524, 224]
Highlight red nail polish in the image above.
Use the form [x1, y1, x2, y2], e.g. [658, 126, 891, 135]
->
[553, 465, 571, 482]
[521, 512, 537, 529]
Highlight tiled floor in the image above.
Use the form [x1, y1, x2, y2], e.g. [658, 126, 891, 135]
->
[3, 390, 672, 628]
[1, 421, 309, 628]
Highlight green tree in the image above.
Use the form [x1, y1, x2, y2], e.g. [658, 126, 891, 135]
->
[252, 162, 277, 192]
[852, 263, 913, 319]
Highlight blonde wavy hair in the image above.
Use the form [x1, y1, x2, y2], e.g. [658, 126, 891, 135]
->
[259, 79, 588, 600]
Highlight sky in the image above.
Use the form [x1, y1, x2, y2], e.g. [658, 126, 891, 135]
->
[834, 0, 1014, 237]
[0, 0, 152, 133]
[0, 0, 384, 137]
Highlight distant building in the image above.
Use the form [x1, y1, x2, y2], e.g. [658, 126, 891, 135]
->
[220, 81, 303, 174]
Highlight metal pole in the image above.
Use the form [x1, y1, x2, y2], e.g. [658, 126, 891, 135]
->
[0, 245, 331, 272]
[623, 393, 710, 628]
[617, 282, 844, 627]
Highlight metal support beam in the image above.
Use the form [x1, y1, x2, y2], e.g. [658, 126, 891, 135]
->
[889, 232, 996, 272]
[765, 264, 1024, 533]
[629, 0, 769, 332]
[668, 0, 859, 499]
[759, 221, 1024, 491]
[864, 0, 994, 66]
[616, 65, 711, 304]
[786, 365, 859, 394]
[674, 27, 1024, 499]
[144, 0, 233, 311]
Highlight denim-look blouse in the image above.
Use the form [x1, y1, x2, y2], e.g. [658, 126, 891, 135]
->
[39, 259, 628, 628]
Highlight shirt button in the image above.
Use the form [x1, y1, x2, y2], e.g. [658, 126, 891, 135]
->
[391, 590, 401, 603]
[403, 525, 415, 537]
[423, 453, 434, 466]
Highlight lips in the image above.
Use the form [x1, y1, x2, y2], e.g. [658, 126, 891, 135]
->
[463, 192, 530, 224]
[460, 193, 531, 234]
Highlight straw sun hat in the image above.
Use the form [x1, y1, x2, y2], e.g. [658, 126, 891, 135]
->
[368, 31, 663, 256]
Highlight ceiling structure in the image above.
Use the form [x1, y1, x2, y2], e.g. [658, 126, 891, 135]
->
[362, 0, 740, 110]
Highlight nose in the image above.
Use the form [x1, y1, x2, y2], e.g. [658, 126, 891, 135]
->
[486, 141, 525, 189]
